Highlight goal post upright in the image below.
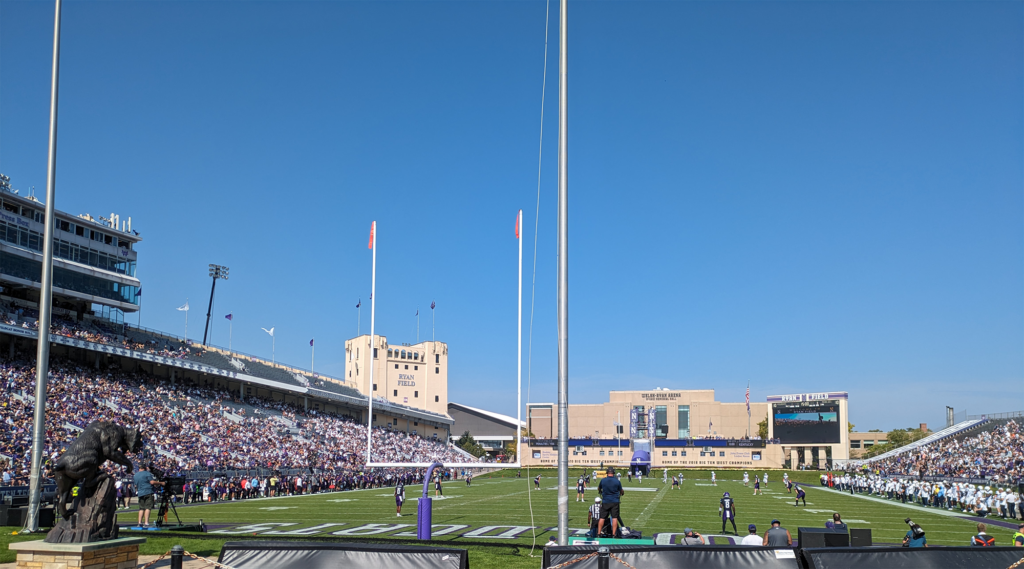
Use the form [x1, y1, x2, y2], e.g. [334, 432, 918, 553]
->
[363, 213, 522, 470]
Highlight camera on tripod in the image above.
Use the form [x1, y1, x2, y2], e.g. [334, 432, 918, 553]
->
[148, 466, 186, 496]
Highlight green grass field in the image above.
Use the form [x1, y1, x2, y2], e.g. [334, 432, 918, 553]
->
[3, 468, 1020, 567]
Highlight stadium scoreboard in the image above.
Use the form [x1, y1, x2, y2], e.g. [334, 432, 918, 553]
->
[767, 392, 849, 446]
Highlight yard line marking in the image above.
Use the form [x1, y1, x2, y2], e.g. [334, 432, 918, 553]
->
[633, 481, 670, 528]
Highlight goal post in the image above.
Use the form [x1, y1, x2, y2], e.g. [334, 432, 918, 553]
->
[363, 215, 523, 470]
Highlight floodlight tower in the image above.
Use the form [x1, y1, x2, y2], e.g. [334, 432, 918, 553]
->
[202, 264, 229, 346]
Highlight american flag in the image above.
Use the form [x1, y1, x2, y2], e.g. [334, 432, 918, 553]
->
[746, 383, 750, 415]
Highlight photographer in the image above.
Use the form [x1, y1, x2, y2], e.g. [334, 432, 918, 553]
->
[902, 518, 927, 548]
[134, 464, 165, 528]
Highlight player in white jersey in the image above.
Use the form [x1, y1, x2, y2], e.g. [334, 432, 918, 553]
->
[783, 472, 789, 486]
[663, 468, 668, 484]
[711, 471, 717, 486]
[743, 472, 749, 486]
[763, 473, 768, 487]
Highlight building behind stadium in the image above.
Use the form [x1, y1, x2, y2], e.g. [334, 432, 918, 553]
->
[522, 389, 850, 470]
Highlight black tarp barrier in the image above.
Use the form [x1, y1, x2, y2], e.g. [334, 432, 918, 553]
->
[543, 545, 801, 569]
[800, 546, 1024, 569]
[218, 540, 469, 569]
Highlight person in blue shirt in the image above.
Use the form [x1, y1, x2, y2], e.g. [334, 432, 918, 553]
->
[596, 467, 625, 538]
[133, 464, 164, 527]
[903, 520, 927, 548]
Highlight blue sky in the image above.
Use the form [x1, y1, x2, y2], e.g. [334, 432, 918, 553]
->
[1, 1, 1021, 431]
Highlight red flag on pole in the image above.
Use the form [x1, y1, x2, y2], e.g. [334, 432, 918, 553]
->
[368, 221, 375, 249]
[515, 212, 520, 239]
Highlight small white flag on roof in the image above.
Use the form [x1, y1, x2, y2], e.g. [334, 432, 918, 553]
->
[261, 327, 275, 337]
[177, 301, 189, 311]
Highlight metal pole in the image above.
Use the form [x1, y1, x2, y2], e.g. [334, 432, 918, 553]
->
[170, 545, 184, 569]
[27, 0, 62, 533]
[517, 210, 522, 465]
[202, 277, 217, 346]
[556, 0, 570, 546]
[366, 221, 377, 465]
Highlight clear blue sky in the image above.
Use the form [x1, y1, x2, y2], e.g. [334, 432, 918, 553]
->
[2, 1, 1021, 431]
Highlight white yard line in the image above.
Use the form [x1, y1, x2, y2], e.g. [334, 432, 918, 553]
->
[633, 482, 670, 528]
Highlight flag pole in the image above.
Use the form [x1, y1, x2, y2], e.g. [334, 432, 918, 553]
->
[556, 0, 570, 545]
[229, 318, 232, 351]
[26, 0, 62, 532]
[366, 221, 377, 465]
[311, 340, 315, 373]
[358, 301, 361, 336]
[185, 299, 188, 343]
[417, 310, 419, 343]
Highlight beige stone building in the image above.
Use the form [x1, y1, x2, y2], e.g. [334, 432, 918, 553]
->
[848, 431, 889, 458]
[521, 389, 851, 470]
[523, 389, 783, 469]
[345, 334, 450, 431]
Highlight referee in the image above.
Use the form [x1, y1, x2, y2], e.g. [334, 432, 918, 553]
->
[597, 467, 625, 538]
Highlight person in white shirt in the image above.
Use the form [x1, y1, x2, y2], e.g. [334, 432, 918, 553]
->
[743, 472, 749, 486]
[711, 471, 717, 486]
[741, 524, 763, 545]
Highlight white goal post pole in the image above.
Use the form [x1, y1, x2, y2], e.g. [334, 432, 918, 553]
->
[366, 221, 376, 465]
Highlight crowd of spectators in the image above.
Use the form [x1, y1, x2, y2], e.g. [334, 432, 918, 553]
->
[1, 356, 474, 489]
[861, 420, 1023, 484]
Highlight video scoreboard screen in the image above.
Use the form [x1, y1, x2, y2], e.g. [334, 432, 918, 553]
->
[772, 400, 842, 444]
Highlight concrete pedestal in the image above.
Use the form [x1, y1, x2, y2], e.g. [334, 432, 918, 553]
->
[9, 537, 145, 569]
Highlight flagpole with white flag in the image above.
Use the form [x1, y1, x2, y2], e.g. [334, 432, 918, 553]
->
[366, 221, 377, 465]
[177, 300, 189, 342]
[261, 327, 275, 364]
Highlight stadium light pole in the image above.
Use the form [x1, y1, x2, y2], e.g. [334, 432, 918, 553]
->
[202, 264, 228, 346]
[555, 0, 570, 546]
[26, 0, 63, 533]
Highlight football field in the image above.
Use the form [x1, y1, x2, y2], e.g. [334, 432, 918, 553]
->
[4, 469, 1020, 567]
[132, 469, 1020, 547]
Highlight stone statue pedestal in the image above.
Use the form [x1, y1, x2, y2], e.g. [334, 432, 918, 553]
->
[9, 537, 146, 569]
[46, 475, 119, 543]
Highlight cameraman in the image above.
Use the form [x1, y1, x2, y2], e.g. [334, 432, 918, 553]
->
[902, 518, 927, 548]
[134, 464, 165, 528]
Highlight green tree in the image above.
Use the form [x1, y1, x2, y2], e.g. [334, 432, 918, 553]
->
[848, 422, 856, 433]
[503, 427, 533, 461]
[456, 431, 486, 458]
[868, 429, 883, 432]
[757, 416, 769, 439]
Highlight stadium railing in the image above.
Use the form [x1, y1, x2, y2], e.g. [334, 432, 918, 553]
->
[967, 410, 1024, 420]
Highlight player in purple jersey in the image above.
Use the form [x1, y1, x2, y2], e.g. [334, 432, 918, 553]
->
[720, 492, 737, 534]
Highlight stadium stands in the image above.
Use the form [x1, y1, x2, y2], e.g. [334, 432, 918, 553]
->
[855, 419, 1022, 483]
[856, 419, 988, 465]
[0, 357, 476, 487]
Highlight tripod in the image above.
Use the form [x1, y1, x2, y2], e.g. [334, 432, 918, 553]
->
[155, 488, 183, 527]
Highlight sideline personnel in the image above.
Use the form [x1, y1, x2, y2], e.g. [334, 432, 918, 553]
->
[597, 467, 625, 538]
[134, 464, 165, 528]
